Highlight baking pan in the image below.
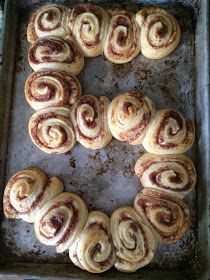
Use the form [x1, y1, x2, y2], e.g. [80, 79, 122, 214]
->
[0, 0, 209, 279]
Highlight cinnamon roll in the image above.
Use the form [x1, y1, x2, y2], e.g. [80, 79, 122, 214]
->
[25, 70, 81, 110]
[136, 7, 181, 59]
[107, 91, 155, 145]
[34, 192, 88, 253]
[135, 153, 196, 196]
[71, 95, 112, 149]
[69, 211, 116, 273]
[104, 9, 140, 64]
[28, 35, 84, 76]
[27, 4, 71, 44]
[3, 168, 63, 223]
[134, 189, 191, 243]
[28, 106, 75, 154]
[110, 207, 157, 272]
[69, 3, 110, 57]
[142, 109, 195, 154]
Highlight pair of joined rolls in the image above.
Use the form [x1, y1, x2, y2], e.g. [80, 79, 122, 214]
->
[70, 6, 141, 63]
[69, 206, 158, 273]
[3, 167, 88, 253]
[28, 95, 112, 153]
[108, 92, 195, 154]
[27, 4, 181, 63]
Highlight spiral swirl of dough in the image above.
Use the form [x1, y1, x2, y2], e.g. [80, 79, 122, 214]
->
[136, 7, 181, 59]
[134, 189, 191, 243]
[25, 70, 81, 110]
[107, 91, 155, 145]
[69, 211, 116, 273]
[28, 106, 75, 154]
[110, 206, 157, 272]
[69, 3, 110, 57]
[71, 95, 112, 149]
[34, 192, 88, 253]
[3, 168, 63, 223]
[135, 153, 196, 196]
[27, 4, 71, 43]
[142, 109, 195, 154]
[104, 9, 140, 63]
[28, 35, 84, 76]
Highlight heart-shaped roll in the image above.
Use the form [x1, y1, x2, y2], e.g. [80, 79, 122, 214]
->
[28, 106, 75, 154]
[69, 3, 110, 57]
[104, 9, 140, 63]
[107, 91, 155, 145]
[135, 153, 196, 196]
[25, 70, 81, 110]
[28, 35, 84, 75]
[34, 192, 88, 253]
[136, 7, 181, 59]
[142, 109, 195, 154]
[71, 95, 112, 149]
[134, 189, 191, 243]
[27, 4, 71, 44]
[110, 206, 157, 272]
[69, 211, 116, 273]
[3, 168, 63, 223]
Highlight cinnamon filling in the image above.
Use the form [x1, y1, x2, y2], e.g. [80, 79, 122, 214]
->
[37, 10, 61, 31]
[74, 97, 105, 140]
[29, 38, 81, 64]
[156, 111, 184, 148]
[148, 167, 190, 192]
[31, 112, 69, 148]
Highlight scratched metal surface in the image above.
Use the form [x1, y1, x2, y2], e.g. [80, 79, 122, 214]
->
[0, 0, 199, 272]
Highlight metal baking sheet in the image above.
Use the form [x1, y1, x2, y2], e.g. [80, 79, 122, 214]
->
[0, 0, 209, 279]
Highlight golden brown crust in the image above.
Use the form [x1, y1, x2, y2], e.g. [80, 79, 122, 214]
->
[69, 3, 110, 57]
[34, 192, 88, 253]
[25, 70, 81, 110]
[142, 109, 195, 154]
[3, 168, 63, 223]
[110, 206, 157, 272]
[27, 4, 71, 44]
[134, 189, 191, 243]
[135, 153, 196, 196]
[104, 9, 141, 63]
[28, 106, 76, 154]
[136, 7, 181, 59]
[28, 35, 84, 76]
[69, 211, 116, 273]
[71, 95, 112, 149]
[107, 91, 155, 145]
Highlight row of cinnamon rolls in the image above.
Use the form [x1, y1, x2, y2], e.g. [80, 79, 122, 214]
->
[25, 75, 195, 155]
[3, 167, 192, 273]
[27, 3, 181, 69]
